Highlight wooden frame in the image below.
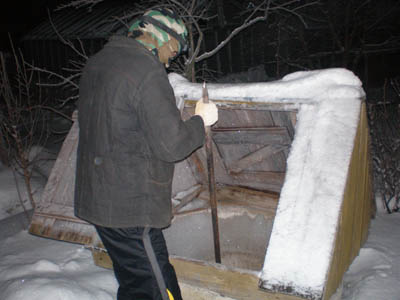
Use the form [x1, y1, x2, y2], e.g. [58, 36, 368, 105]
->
[28, 99, 372, 300]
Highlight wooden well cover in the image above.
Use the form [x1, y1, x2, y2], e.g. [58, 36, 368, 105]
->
[29, 103, 296, 245]
[182, 105, 296, 194]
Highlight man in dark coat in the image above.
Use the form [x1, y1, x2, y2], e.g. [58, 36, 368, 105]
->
[74, 8, 218, 300]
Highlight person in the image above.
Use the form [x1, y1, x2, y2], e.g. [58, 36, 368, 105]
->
[74, 8, 218, 300]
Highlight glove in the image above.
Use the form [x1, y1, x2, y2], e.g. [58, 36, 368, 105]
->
[195, 98, 218, 126]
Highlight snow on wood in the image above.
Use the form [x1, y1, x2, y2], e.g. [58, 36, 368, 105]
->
[169, 68, 367, 299]
[169, 68, 364, 103]
[27, 67, 368, 300]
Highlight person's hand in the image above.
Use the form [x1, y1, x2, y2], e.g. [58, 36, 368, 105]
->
[195, 98, 218, 126]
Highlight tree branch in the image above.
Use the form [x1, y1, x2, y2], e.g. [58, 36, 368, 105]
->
[195, 15, 268, 62]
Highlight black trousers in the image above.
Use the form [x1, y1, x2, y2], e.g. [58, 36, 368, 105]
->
[95, 225, 182, 300]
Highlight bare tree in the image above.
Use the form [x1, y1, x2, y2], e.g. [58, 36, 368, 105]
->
[368, 77, 400, 213]
[52, 0, 320, 82]
[270, 0, 400, 78]
[0, 48, 46, 212]
[26, 10, 88, 107]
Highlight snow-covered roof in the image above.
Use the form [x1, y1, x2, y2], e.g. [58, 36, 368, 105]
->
[23, 2, 131, 41]
[169, 68, 365, 299]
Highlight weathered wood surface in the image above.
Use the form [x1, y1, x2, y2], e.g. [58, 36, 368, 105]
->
[183, 106, 294, 194]
[173, 184, 204, 214]
[189, 145, 286, 193]
[28, 113, 96, 245]
[29, 102, 299, 300]
[184, 99, 301, 113]
[229, 144, 287, 174]
[212, 127, 291, 145]
[30, 105, 294, 243]
[175, 185, 279, 217]
[29, 100, 373, 300]
[216, 185, 279, 215]
[323, 102, 373, 300]
[30, 217, 94, 245]
[92, 247, 305, 300]
[171, 257, 305, 300]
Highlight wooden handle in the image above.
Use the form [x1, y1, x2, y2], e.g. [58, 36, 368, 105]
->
[202, 82, 209, 104]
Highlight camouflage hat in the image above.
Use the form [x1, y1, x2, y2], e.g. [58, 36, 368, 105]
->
[128, 8, 188, 54]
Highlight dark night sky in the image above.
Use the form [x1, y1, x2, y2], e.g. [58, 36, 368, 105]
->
[0, 1, 57, 51]
[0, 0, 398, 84]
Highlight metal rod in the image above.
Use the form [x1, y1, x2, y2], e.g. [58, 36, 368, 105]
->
[202, 82, 221, 264]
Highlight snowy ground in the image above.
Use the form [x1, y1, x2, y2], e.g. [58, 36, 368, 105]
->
[0, 163, 399, 300]
[1, 68, 399, 299]
[341, 213, 400, 300]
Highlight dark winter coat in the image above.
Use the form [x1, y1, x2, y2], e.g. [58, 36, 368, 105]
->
[74, 36, 205, 228]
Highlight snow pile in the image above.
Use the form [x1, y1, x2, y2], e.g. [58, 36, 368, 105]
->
[170, 68, 365, 298]
[341, 214, 400, 299]
[0, 231, 118, 300]
[0, 229, 236, 300]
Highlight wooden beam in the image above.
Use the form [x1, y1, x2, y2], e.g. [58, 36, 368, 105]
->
[91, 248, 305, 300]
[29, 217, 94, 245]
[184, 100, 301, 112]
[230, 145, 287, 174]
[230, 171, 285, 192]
[187, 151, 208, 184]
[172, 257, 304, 300]
[212, 127, 290, 145]
[216, 185, 279, 215]
[173, 184, 204, 214]
[323, 102, 373, 300]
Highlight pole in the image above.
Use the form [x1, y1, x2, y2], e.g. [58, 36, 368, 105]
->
[202, 82, 221, 263]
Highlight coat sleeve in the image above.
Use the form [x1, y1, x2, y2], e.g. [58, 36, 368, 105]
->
[137, 69, 205, 162]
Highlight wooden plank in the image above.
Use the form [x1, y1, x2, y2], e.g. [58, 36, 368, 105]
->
[218, 185, 279, 200]
[91, 246, 112, 268]
[185, 105, 292, 193]
[213, 108, 275, 128]
[229, 171, 285, 193]
[229, 145, 287, 174]
[187, 151, 208, 184]
[173, 184, 204, 213]
[216, 185, 279, 215]
[216, 143, 288, 173]
[359, 103, 373, 245]
[348, 124, 360, 264]
[38, 115, 78, 208]
[271, 111, 296, 140]
[34, 203, 76, 219]
[32, 210, 88, 224]
[91, 248, 304, 300]
[323, 102, 373, 300]
[184, 99, 300, 113]
[174, 185, 279, 217]
[212, 127, 291, 145]
[172, 257, 304, 300]
[29, 215, 94, 245]
[352, 104, 366, 256]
